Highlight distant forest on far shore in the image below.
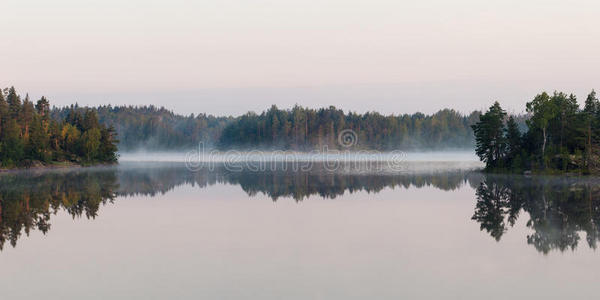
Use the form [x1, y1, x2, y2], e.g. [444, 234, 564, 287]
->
[52, 104, 490, 151]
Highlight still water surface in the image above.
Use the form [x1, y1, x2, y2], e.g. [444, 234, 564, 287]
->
[0, 162, 599, 299]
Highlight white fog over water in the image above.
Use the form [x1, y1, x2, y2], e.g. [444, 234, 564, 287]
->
[118, 151, 480, 163]
[117, 151, 483, 173]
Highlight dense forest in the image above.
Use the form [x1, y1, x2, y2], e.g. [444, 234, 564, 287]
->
[54, 104, 483, 151]
[52, 105, 232, 150]
[218, 105, 482, 150]
[472, 90, 600, 173]
[0, 87, 118, 168]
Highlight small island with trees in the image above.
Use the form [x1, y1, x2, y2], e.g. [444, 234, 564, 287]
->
[0, 87, 118, 169]
[472, 90, 600, 174]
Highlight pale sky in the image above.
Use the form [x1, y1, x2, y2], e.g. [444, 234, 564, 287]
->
[2, 0, 600, 116]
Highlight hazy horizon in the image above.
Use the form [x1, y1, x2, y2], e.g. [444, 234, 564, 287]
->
[12, 82, 591, 117]
[7, 80, 598, 117]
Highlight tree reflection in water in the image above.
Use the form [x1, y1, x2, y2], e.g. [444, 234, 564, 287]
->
[1, 162, 600, 254]
[472, 175, 600, 254]
[0, 168, 118, 250]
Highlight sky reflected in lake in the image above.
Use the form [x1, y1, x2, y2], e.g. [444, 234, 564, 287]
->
[0, 162, 599, 299]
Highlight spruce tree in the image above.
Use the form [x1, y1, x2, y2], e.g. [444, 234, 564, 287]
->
[6, 87, 21, 119]
[505, 116, 521, 159]
[472, 102, 507, 169]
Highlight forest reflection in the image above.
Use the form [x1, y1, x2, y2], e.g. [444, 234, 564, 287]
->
[472, 175, 600, 254]
[1, 162, 600, 254]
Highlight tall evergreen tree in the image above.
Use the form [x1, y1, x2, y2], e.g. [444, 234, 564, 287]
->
[35, 96, 50, 117]
[472, 102, 507, 169]
[6, 87, 21, 119]
[505, 116, 522, 160]
[21, 95, 35, 138]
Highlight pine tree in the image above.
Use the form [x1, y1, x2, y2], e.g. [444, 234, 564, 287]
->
[35, 96, 50, 117]
[21, 95, 35, 138]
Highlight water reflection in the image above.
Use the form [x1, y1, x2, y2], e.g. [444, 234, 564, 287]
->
[1, 162, 600, 254]
[0, 169, 118, 250]
[473, 175, 600, 254]
[115, 162, 477, 199]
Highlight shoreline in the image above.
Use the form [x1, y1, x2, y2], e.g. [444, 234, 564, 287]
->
[480, 168, 600, 176]
[0, 161, 118, 173]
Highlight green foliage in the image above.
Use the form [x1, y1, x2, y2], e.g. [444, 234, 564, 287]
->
[505, 116, 521, 160]
[35, 96, 50, 116]
[218, 105, 480, 150]
[52, 105, 232, 151]
[98, 126, 119, 162]
[472, 102, 507, 169]
[81, 127, 101, 160]
[474, 90, 600, 173]
[526, 92, 558, 159]
[51, 104, 484, 151]
[0, 119, 24, 165]
[27, 116, 50, 162]
[6, 87, 21, 119]
[61, 123, 81, 154]
[0, 87, 118, 167]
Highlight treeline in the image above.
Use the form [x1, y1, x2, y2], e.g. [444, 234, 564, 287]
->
[219, 105, 481, 150]
[53, 104, 483, 151]
[52, 105, 232, 150]
[472, 90, 600, 173]
[0, 87, 118, 167]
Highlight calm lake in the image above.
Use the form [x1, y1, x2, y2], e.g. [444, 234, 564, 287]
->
[0, 160, 599, 299]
